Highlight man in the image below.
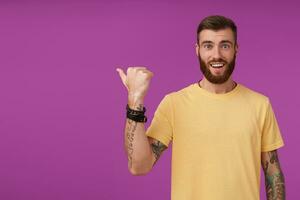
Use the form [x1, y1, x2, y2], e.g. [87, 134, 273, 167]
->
[116, 15, 285, 200]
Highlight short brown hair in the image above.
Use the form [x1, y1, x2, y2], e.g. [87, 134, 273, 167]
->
[197, 15, 237, 45]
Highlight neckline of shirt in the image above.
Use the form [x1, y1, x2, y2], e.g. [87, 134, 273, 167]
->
[191, 82, 242, 99]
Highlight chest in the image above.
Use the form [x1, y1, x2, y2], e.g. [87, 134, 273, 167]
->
[172, 99, 261, 150]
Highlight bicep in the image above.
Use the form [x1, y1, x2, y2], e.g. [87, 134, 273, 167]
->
[148, 137, 168, 166]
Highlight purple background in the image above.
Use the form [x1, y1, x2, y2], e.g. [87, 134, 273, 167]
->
[0, 0, 299, 199]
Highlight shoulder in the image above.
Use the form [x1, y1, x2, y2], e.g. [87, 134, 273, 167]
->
[164, 83, 195, 100]
[237, 84, 273, 114]
[239, 84, 270, 103]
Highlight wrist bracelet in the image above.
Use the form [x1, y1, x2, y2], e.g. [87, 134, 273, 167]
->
[126, 104, 147, 123]
[126, 104, 146, 115]
[126, 112, 147, 123]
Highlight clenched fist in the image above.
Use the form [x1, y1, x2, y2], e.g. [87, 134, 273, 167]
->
[116, 67, 154, 101]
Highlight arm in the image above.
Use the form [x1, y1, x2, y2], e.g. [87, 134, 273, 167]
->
[148, 137, 168, 166]
[261, 150, 286, 200]
[117, 67, 167, 175]
[124, 98, 167, 175]
[124, 97, 153, 175]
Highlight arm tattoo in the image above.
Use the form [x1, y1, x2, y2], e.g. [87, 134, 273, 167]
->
[126, 119, 137, 168]
[262, 150, 286, 200]
[266, 172, 285, 200]
[125, 104, 143, 168]
[150, 140, 167, 165]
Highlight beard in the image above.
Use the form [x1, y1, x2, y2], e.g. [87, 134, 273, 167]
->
[198, 53, 236, 84]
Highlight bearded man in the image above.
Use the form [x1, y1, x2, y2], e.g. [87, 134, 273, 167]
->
[117, 15, 285, 200]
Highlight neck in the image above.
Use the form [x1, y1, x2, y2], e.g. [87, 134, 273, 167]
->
[198, 78, 237, 94]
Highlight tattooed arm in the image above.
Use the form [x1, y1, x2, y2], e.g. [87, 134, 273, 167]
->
[124, 100, 168, 175]
[124, 99, 154, 175]
[117, 66, 160, 175]
[261, 150, 286, 200]
[148, 137, 167, 166]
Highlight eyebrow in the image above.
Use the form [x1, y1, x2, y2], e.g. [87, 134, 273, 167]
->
[220, 40, 234, 45]
[200, 40, 234, 46]
[200, 40, 213, 45]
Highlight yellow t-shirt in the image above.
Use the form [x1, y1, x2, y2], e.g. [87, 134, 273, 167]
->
[146, 82, 284, 200]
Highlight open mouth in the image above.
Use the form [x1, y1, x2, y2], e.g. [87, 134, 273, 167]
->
[209, 62, 225, 68]
[210, 62, 225, 68]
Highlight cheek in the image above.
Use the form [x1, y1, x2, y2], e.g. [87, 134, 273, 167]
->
[198, 51, 209, 60]
[223, 50, 236, 59]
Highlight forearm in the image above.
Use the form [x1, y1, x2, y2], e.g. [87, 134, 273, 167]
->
[265, 169, 286, 200]
[124, 97, 153, 174]
[262, 150, 286, 200]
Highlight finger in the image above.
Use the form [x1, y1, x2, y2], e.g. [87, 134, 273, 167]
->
[134, 66, 147, 69]
[139, 69, 154, 77]
[116, 68, 128, 89]
[129, 66, 147, 72]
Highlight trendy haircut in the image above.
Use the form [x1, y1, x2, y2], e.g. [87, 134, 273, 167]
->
[197, 15, 237, 45]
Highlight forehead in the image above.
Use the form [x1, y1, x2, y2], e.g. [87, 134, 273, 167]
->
[199, 28, 235, 44]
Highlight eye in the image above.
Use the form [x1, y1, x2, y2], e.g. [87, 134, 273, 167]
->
[203, 44, 212, 49]
[222, 44, 230, 49]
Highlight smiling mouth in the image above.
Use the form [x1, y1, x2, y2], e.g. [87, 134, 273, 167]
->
[210, 62, 225, 68]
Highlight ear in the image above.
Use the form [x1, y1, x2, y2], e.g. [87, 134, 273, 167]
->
[235, 43, 239, 54]
[195, 43, 199, 56]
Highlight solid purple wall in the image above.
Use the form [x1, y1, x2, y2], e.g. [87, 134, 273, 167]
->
[0, 1, 299, 199]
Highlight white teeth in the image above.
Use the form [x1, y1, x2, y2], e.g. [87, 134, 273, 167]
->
[210, 63, 224, 68]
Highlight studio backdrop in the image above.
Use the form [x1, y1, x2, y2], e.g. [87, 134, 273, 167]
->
[0, 0, 299, 199]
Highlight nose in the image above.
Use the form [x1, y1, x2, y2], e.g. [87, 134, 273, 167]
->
[211, 46, 222, 60]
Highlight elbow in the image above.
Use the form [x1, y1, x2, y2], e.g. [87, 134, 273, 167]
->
[129, 169, 149, 176]
[128, 164, 152, 176]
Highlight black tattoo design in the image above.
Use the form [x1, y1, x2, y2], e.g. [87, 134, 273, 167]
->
[126, 104, 143, 168]
[150, 140, 167, 165]
[262, 150, 286, 200]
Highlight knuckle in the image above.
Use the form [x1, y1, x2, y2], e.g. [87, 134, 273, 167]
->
[127, 67, 132, 72]
[133, 67, 140, 72]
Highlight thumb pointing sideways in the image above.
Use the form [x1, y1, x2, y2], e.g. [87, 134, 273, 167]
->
[116, 68, 128, 90]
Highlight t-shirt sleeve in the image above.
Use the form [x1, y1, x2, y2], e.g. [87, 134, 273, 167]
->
[145, 94, 173, 147]
[261, 99, 285, 152]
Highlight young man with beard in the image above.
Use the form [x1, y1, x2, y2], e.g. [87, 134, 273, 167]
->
[116, 15, 286, 200]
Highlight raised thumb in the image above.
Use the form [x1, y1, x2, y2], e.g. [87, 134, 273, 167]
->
[116, 68, 128, 89]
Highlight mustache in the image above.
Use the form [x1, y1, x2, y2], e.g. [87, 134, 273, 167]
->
[208, 59, 227, 64]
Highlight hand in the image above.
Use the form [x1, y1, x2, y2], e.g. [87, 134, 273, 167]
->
[116, 66, 154, 100]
